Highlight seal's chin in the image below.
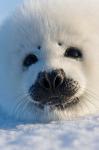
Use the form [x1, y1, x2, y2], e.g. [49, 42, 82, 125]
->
[32, 96, 80, 110]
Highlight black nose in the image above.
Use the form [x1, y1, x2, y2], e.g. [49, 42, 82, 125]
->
[39, 69, 65, 90]
[29, 69, 80, 108]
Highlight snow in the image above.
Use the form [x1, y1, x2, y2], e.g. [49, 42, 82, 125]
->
[0, 115, 99, 150]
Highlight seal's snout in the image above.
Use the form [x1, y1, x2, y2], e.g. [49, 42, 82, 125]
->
[39, 69, 65, 90]
[29, 68, 80, 108]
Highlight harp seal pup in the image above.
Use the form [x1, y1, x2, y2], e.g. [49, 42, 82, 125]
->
[0, 0, 99, 122]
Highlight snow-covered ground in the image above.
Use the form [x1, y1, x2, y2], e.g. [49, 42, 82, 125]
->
[0, 115, 99, 150]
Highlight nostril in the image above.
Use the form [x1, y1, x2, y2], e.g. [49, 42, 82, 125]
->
[39, 72, 51, 89]
[42, 78, 51, 89]
[38, 69, 65, 90]
[54, 75, 63, 89]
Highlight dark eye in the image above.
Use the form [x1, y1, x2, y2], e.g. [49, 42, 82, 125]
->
[23, 54, 38, 67]
[64, 47, 83, 60]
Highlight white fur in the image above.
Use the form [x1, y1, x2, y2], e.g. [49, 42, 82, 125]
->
[0, 0, 99, 122]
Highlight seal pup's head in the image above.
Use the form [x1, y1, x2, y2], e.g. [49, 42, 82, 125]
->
[0, 0, 99, 122]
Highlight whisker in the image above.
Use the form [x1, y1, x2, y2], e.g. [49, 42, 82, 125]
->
[12, 93, 31, 119]
[85, 88, 99, 100]
[84, 94, 99, 109]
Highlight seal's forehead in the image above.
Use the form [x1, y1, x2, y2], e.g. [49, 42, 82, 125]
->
[8, 0, 99, 52]
[13, 0, 99, 36]
[13, 0, 87, 41]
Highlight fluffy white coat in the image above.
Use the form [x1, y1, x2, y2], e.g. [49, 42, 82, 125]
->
[0, 0, 99, 122]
